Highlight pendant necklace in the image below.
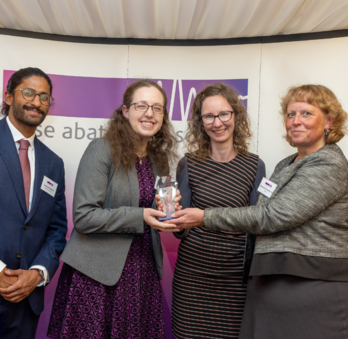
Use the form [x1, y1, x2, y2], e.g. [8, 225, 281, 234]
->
[138, 154, 146, 165]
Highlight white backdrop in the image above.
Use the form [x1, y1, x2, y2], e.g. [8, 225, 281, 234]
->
[259, 37, 348, 172]
[0, 34, 348, 338]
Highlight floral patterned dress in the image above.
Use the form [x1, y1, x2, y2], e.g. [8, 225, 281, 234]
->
[47, 156, 165, 339]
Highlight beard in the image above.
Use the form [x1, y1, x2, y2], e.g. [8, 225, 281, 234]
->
[11, 101, 47, 127]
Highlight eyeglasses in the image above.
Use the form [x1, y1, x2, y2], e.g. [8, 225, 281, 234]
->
[201, 111, 234, 124]
[131, 102, 165, 114]
[15, 88, 54, 106]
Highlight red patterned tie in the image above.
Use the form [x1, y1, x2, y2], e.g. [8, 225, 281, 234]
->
[19, 139, 31, 212]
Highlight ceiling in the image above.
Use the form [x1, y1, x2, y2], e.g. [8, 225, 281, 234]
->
[0, 0, 348, 40]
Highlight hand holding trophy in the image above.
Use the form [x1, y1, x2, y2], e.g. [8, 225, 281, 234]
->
[155, 175, 182, 220]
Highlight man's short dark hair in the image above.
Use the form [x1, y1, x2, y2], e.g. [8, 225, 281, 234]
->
[1, 67, 53, 116]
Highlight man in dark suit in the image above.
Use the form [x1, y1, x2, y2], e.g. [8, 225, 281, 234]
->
[0, 67, 67, 338]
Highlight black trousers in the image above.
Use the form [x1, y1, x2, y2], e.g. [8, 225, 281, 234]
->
[0, 296, 40, 339]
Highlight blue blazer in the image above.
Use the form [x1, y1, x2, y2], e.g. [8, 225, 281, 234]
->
[0, 118, 67, 315]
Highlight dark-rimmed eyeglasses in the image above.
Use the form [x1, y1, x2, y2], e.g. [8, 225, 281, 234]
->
[131, 102, 165, 114]
[15, 88, 54, 106]
[201, 111, 234, 125]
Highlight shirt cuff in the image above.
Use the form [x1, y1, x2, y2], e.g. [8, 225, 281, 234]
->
[0, 260, 6, 273]
[29, 265, 50, 286]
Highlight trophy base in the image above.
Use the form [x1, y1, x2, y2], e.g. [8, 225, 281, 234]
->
[159, 211, 175, 221]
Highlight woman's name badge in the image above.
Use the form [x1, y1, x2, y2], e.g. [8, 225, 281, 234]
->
[257, 177, 277, 198]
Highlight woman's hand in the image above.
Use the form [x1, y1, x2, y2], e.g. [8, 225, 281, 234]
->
[144, 208, 180, 232]
[171, 208, 204, 229]
[156, 189, 182, 212]
[155, 195, 162, 211]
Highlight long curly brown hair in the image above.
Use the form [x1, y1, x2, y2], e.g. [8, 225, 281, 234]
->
[185, 82, 251, 159]
[280, 84, 348, 146]
[104, 80, 177, 175]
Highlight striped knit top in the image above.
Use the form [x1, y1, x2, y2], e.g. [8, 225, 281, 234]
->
[175, 152, 259, 277]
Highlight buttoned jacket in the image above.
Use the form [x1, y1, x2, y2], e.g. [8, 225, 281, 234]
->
[61, 138, 163, 286]
[0, 118, 67, 315]
[205, 144, 348, 259]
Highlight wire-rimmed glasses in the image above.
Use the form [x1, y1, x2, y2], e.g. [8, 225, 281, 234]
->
[131, 102, 165, 114]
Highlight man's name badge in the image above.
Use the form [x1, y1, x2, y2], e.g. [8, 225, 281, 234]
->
[257, 177, 277, 198]
[41, 176, 58, 197]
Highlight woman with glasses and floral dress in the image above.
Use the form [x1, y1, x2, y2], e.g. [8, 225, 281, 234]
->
[170, 83, 265, 339]
[47, 80, 179, 339]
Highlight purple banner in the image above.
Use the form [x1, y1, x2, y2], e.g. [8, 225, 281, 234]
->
[3, 71, 248, 122]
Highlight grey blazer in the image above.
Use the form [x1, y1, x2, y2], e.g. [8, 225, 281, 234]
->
[205, 144, 348, 259]
[61, 138, 163, 286]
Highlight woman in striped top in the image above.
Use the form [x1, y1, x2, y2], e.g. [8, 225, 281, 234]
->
[172, 83, 265, 339]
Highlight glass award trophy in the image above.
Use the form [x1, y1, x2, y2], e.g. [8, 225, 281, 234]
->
[156, 175, 177, 221]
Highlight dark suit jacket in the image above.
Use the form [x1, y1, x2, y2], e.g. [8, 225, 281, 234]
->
[0, 118, 67, 315]
[61, 138, 163, 286]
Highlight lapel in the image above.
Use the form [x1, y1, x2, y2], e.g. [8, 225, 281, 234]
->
[128, 162, 140, 207]
[0, 118, 27, 215]
[258, 153, 305, 205]
[26, 137, 48, 222]
[272, 156, 306, 193]
[127, 155, 158, 208]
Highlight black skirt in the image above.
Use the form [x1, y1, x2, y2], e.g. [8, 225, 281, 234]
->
[239, 275, 348, 339]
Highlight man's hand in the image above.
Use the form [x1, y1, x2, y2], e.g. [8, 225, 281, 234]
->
[0, 269, 42, 303]
[0, 271, 17, 289]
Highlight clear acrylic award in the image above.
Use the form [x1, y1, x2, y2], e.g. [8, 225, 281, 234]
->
[156, 175, 177, 221]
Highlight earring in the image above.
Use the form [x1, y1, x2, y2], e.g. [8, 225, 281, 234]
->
[325, 129, 328, 138]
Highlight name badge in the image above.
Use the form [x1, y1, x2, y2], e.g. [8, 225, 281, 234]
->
[41, 176, 58, 197]
[257, 177, 277, 198]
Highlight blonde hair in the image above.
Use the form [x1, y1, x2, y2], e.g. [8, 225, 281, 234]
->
[280, 84, 348, 146]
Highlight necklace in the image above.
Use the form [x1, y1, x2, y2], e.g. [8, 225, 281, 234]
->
[137, 154, 147, 165]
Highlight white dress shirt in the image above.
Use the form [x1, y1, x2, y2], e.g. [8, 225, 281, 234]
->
[0, 117, 49, 286]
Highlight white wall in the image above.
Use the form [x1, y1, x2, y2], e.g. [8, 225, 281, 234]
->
[1, 34, 348, 339]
